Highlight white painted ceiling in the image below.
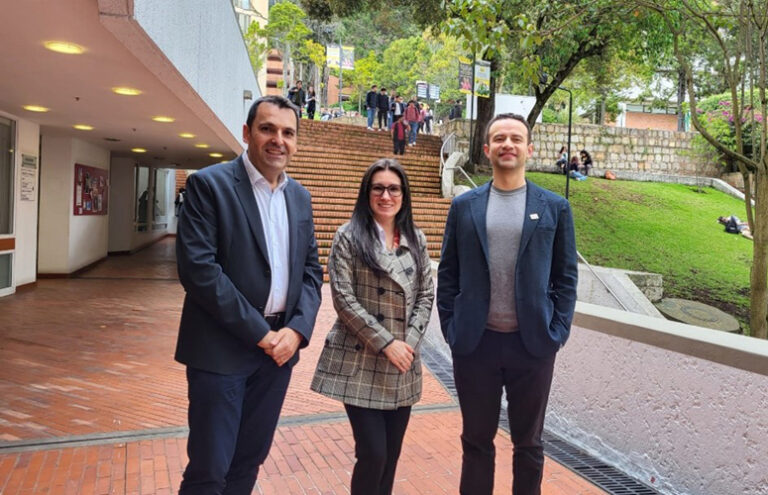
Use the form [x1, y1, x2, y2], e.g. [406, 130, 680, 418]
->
[0, 0, 242, 168]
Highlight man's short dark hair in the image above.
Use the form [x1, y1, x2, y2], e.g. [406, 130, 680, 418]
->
[381, 87, 387, 92]
[371, 84, 377, 89]
[246, 95, 300, 132]
[484, 113, 531, 144]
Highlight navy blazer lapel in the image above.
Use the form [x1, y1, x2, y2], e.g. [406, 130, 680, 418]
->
[469, 182, 491, 264]
[284, 178, 300, 275]
[232, 157, 270, 264]
[518, 180, 547, 256]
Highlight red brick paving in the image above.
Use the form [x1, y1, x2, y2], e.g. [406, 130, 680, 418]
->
[0, 238, 606, 494]
[0, 412, 605, 495]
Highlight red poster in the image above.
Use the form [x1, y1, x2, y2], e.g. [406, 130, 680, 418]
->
[73, 164, 109, 215]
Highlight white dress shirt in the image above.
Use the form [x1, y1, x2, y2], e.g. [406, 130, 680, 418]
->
[242, 152, 290, 315]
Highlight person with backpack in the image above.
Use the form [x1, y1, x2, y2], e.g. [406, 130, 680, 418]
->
[391, 118, 410, 155]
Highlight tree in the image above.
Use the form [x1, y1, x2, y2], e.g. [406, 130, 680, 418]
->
[374, 37, 431, 98]
[641, 0, 768, 338]
[252, 1, 313, 92]
[347, 50, 379, 112]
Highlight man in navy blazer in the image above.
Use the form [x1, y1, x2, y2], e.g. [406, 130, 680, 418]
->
[437, 113, 577, 495]
[175, 95, 323, 494]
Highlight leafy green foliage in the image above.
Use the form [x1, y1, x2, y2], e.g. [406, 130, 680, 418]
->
[686, 92, 765, 172]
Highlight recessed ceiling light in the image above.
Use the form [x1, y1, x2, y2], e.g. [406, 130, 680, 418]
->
[44, 41, 85, 55]
[194, 143, 210, 149]
[112, 87, 142, 96]
[23, 105, 49, 112]
[73, 124, 94, 131]
[132, 148, 147, 153]
[209, 152, 223, 158]
[152, 116, 175, 123]
[179, 133, 196, 139]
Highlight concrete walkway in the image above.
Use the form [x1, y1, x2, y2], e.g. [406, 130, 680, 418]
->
[0, 237, 606, 494]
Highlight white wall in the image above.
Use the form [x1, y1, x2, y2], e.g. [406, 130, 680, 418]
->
[38, 135, 73, 273]
[108, 157, 136, 252]
[39, 135, 110, 273]
[12, 117, 40, 286]
[133, 0, 258, 144]
[547, 304, 768, 495]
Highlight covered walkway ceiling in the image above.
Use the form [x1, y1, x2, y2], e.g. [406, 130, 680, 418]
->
[0, 0, 243, 168]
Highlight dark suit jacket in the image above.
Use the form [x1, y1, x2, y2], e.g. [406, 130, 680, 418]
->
[437, 180, 578, 358]
[175, 156, 323, 374]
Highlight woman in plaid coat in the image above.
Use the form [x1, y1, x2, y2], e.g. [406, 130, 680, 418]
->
[311, 159, 434, 495]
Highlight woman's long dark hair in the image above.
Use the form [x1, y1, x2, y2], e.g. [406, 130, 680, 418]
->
[347, 158, 423, 279]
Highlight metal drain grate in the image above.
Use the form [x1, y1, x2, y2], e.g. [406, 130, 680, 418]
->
[420, 344, 661, 495]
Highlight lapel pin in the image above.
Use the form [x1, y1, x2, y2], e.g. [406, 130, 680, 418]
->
[529, 213, 539, 220]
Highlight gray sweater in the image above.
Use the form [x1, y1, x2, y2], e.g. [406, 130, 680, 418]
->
[485, 183, 526, 332]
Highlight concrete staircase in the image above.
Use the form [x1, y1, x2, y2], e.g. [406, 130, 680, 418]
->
[290, 120, 451, 278]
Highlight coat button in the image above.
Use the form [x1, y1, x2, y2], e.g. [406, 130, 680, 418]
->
[396, 247, 405, 256]
[405, 267, 414, 276]
[378, 287, 385, 295]
[376, 313, 385, 322]
[355, 344, 362, 350]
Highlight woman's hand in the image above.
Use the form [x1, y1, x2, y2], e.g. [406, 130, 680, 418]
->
[382, 339, 415, 373]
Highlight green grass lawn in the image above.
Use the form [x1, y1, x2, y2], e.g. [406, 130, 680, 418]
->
[461, 172, 752, 331]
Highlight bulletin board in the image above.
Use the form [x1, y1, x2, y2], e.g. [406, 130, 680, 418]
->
[73, 163, 109, 215]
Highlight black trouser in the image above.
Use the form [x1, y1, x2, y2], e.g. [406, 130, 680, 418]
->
[393, 139, 406, 155]
[180, 316, 290, 495]
[344, 404, 412, 495]
[453, 330, 556, 495]
[378, 109, 388, 129]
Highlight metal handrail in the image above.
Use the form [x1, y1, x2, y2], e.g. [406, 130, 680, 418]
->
[455, 166, 478, 188]
[577, 252, 630, 311]
[439, 132, 456, 175]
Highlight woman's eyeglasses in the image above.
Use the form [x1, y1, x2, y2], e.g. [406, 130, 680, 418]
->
[370, 184, 403, 197]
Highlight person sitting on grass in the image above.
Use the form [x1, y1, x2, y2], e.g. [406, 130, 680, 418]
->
[568, 155, 587, 181]
[718, 215, 753, 240]
[580, 150, 593, 176]
[556, 146, 568, 174]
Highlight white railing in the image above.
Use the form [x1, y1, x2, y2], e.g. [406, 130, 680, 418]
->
[439, 132, 456, 176]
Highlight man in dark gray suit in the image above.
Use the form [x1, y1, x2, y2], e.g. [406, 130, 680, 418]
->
[437, 113, 578, 495]
[175, 95, 323, 494]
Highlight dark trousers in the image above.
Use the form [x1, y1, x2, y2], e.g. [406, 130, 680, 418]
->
[344, 404, 412, 495]
[179, 351, 291, 494]
[393, 139, 406, 155]
[453, 330, 556, 495]
[378, 109, 388, 129]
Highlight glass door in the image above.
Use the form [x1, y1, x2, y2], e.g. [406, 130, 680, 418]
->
[0, 116, 15, 294]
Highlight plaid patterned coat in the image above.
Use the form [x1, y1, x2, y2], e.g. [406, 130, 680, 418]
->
[310, 222, 434, 409]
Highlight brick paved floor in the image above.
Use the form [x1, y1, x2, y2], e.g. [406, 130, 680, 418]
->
[0, 237, 606, 494]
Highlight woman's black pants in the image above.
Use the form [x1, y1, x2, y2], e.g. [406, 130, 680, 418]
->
[344, 404, 412, 495]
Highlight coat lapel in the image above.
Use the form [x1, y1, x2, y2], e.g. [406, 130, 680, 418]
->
[469, 182, 491, 265]
[233, 157, 270, 264]
[284, 179, 300, 276]
[374, 234, 412, 293]
[518, 180, 547, 256]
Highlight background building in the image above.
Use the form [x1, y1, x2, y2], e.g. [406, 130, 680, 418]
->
[0, 0, 260, 297]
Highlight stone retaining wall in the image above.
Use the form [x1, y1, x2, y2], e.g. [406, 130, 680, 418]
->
[441, 120, 719, 178]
